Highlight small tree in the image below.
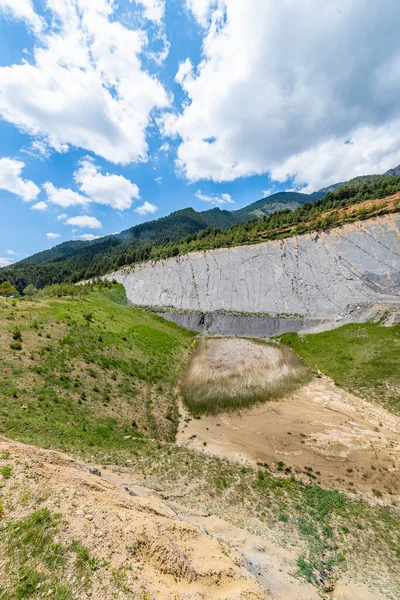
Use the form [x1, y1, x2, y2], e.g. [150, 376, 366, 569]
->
[23, 284, 38, 297]
[0, 281, 17, 302]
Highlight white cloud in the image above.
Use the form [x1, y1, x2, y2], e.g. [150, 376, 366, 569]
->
[155, 176, 163, 185]
[0, 0, 169, 165]
[270, 121, 400, 192]
[195, 190, 233, 206]
[57, 213, 68, 221]
[0, 0, 42, 33]
[166, 1, 400, 188]
[31, 201, 48, 211]
[0, 157, 40, 201]
[159, 142, 170, 152]
[44, 182, 89, 208]
[262, 189, 274, 198]
[0, 257, 13, 267]
[65, 215, 102, 229]
[6, 250, 19, 256]
[134, 0, 165, 23]
[175, 58, 193, 86]
[185, 0, 221, 26]
[135, 201, 158, 215]
[47, 232, 60, 239]
[74, 158, 140, 211]
[79, 233, 100, 241]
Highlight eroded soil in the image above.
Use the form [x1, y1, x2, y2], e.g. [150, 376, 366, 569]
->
[178, 376, 400, 504]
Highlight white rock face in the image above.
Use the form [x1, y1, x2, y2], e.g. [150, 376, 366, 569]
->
[107, 214, 400, 316]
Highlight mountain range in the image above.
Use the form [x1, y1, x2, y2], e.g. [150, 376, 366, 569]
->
[2, 167, 400, 289]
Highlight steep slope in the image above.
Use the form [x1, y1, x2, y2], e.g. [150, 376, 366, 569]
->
[0, 284, 193, 451]
[107, 212, 400, 316]
[0, 438, 265, 600]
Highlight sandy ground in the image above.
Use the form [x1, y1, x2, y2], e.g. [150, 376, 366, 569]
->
[178, 376, 400, 504]
[0, 437, 265, 600]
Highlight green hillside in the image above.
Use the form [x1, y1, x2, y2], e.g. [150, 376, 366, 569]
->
[0, 283, 193, 456]
[233, 190, 324, 220]
[278, 323, 400, 413]
[0, 284, 398, 594]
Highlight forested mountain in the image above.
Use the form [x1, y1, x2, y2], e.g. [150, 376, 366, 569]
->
[385, 164, 400, 177]
[233, 190, 325, 220]
[2, 172, 400, 291]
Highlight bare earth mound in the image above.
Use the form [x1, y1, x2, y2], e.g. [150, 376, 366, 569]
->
[180, 338, 311, 415]
[0, 437, 265, 600]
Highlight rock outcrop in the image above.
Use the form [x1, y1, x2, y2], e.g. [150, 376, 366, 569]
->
[107, 214, 400, 316]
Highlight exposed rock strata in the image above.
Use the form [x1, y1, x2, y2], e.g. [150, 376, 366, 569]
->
[107, 214, 400, 316]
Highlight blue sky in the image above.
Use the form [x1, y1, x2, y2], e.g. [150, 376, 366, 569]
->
[1, 0, 400, 265]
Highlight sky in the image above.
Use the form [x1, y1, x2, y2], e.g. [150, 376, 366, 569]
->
[1, 0, 400, 266]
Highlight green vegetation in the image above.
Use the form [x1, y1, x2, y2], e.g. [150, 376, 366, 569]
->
[180, 338, 312, 415]
[97, 438, 399, 592]
[0, 288, 398, 593]
[0, 282, 193, 454]
[0, 507, 105, 599]
[3, 173, 399, 290]
[278, 322, 400, 413]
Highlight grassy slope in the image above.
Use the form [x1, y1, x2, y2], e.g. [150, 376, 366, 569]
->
[0, 285, 193, 456]
[278, 323, 400, 413]
[0, 290, 398, 593]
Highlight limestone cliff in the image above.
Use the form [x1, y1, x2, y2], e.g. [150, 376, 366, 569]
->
[107, 214, 400, 316]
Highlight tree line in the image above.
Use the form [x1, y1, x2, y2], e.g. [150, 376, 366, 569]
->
[1, 173, 400, 292]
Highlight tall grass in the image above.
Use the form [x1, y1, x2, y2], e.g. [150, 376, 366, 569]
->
[180, 338, 312, 416]
[278, 323, 400, 413]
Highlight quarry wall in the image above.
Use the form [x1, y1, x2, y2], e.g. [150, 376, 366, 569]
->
[107, 214, 400, 317]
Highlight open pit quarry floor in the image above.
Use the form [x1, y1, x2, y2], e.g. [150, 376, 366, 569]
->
[177, 340, 400, 506]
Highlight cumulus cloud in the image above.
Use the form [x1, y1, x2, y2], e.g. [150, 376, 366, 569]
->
[0, 157, 40, 201]
[6, 250, 19, 256]
[0, 0, 169, 165]
[47, 232, 60, 239]
[79, 233, 101, 241]
[0, 257, 13, 267]
[31, 201, 48, 211]
[74, 158, 140, 211]
[57, 213, 68, 221]
[44, 182, 89, 208]
[0, 0, 42, 33]
[135, 201, 158, 215]
[185, 0, 221, 26]
[175, 58, 193, 86]
[165, 0, 400, 189]
[134, 0, 165, 24]
[65, 216, 102, 229]
[195, 190, 233, 206]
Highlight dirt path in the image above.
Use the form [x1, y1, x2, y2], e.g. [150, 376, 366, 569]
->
[177, 376, 400, 504]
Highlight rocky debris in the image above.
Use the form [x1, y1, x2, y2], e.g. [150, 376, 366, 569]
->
[88, 467, 102, 477]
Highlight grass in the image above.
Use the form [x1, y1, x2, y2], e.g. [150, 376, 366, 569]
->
[92, 437, 399, 593]
[180, 337, 312, 415]
[277, 322, 400, 413]
[0, 507, 105, 599]
[0, 284, 193, 454]
[0, 287, 399, 594]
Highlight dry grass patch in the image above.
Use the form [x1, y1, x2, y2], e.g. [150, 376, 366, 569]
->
[180, 337, 311, 415]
